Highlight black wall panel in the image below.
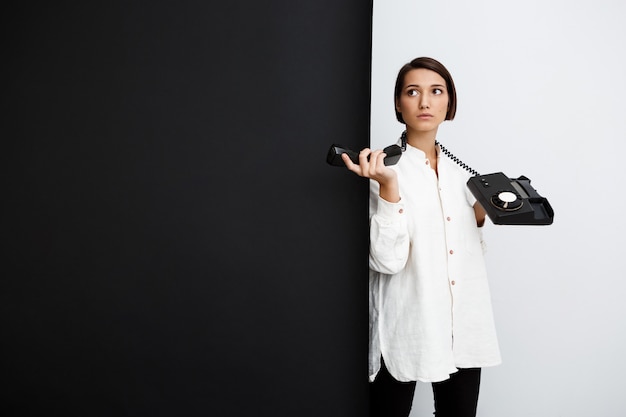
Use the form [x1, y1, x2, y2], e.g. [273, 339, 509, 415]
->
[3, 2, 371, 416]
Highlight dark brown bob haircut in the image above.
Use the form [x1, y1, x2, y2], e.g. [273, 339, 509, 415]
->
[394, 57, 457, 123]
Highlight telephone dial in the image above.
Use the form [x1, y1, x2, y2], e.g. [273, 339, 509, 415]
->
[326, 132, 554, 226]
[466, 172, 554, 225]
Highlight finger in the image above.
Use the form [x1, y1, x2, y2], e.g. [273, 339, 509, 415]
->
[367, 150, 386, 175]
[358, 148, 372, 167]
[341, 153, 363, 175]
[341, 152, 353, 167]
[376, 152, 388, 169]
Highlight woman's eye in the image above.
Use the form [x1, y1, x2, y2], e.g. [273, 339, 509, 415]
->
[433, 88, 443, 95]
[407, 89, 418, 97]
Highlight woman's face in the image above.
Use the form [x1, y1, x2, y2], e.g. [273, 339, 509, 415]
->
[395, 68, 449, 134]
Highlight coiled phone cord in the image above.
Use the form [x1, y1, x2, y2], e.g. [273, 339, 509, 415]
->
[400, 130, 480, 177]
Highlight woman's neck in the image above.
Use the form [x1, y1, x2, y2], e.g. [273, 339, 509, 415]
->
[405, 128, 438, 160]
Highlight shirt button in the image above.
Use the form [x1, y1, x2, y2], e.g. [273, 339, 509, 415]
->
[398, 208, 404, 214]
[425, 160, 429, 165]
[449, 249, 454, 255]
[451, 280, 456, 286]
[446, 217, 451, 221]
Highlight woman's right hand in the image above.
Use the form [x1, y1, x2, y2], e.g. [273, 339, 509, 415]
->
[341, 148, 400, 203]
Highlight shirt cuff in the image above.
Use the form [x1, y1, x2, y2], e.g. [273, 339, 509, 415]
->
[375, 195, 405, 219]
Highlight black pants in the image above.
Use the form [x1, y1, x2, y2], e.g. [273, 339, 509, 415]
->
[369, 359, 481, 417]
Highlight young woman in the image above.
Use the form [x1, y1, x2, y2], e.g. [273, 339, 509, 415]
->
[342, 57, 501, 417]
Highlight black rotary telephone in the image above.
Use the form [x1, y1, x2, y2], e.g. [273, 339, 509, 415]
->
[326, 132, 554, 226]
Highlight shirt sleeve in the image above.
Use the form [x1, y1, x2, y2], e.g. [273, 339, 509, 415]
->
[369, 180, 410, 275]
[465, 175, 478, 208]
[463, 172, 487, 252]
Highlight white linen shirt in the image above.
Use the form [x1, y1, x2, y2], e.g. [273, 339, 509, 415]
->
[368, 142, 501, 383]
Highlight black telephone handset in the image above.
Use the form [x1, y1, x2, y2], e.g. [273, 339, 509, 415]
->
[326, 144, 403, 167]
[326, 132, 554, 226]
